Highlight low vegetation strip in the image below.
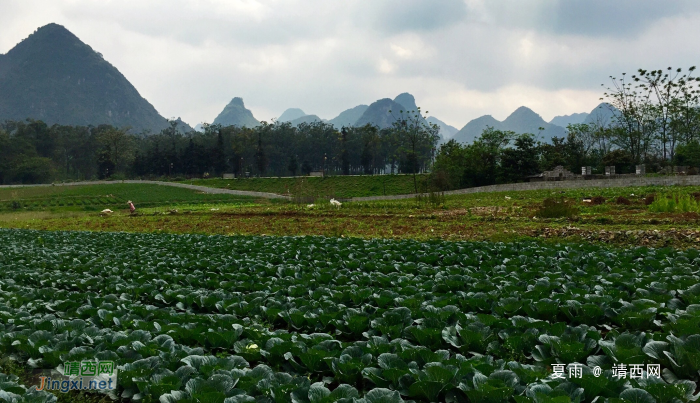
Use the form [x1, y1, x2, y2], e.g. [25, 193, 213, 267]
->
[352, 175, 700, 201]
[5, 175, 700, 203]
[2, 229, 700, 402]
[184, 174, 427, 199]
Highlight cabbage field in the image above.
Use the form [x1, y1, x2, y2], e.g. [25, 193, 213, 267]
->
[1, 229, 700, 402]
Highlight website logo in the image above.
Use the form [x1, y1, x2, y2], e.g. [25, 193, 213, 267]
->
[35, 360, 118, 393]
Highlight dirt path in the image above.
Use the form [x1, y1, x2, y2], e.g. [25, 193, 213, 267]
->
[0, 180, 290, 200]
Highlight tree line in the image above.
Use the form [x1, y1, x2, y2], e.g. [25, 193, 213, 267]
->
[432, 125, 613, 190]
[4, 66, 700, 188]
[0, 110, 440, 184]
[431, 66, 700, 190]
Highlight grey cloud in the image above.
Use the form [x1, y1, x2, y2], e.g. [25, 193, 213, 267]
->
[80, 0, 468, 48]
[60, 1, 344, 47]
[483, 0, 698, 37]
[550, 0, 696, 37]
[355, 0, 468, 34]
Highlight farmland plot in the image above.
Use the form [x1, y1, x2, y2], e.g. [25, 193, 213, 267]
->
[0, 184, 260, 212]
[1, 229, 700, 402]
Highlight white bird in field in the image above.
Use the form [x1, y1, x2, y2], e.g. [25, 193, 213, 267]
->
[505, 196, 511, 200]
[306, 204, 315, 208]
[100, 209, 113, 215]
[330, 199, 342, 208]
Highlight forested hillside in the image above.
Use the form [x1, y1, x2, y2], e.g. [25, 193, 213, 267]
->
[0, 24, 170, 133]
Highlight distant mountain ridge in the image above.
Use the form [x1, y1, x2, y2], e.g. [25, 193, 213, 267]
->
[453, 106, 567, 144]
[584, 103, 619, 126]
[0, 23, 171, 133]
[278, 108, 306, 123]
[171, 117, 195, 134]
[289, 114, 322, 125]
[205, 92, 460, 144]
[205, 92, 612, 148]
[394, 93, 420, 113]
[354, 98, 407, 129]
[328, 105, 368, 129]
[426, 116, 458, 142]
[212, 97, 259, 128]
[549, 112, 589, 127]
[2, 22, 621, 144]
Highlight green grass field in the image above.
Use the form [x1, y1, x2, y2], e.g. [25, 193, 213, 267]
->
[341, 184, 700, 213]
[0, 182, 699, 248]
[0, 183, 262, 212]
[183, 174, 429, 198]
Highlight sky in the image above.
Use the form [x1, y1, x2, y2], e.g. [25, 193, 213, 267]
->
[2, 0, 700, 129]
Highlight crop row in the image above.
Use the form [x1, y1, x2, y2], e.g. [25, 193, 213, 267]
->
[0, 197, 250, 211]
[1, 230, 700, 402]
[0, 196, 117, 209]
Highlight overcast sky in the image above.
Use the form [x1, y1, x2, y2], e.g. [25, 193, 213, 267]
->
[2, 0, 700, 129]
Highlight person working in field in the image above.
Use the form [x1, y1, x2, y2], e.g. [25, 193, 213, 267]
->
[127, 200, 136, 214]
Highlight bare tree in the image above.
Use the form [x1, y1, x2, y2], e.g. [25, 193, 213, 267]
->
[603, 73, 657, 163]
[633, 67, 700, 160]
[603, 66, 700, 163]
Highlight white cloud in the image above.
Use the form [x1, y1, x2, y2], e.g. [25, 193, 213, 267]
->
[391, 44, 413, 59]
[518, 36, 534, 59]
[378, 59, 396, 74]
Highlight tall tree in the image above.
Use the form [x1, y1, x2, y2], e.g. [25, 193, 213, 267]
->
[432, 139, 468, 189]
[466, 127, 514, 187]
[211, 129, 227, 175]
[340, 127, 350, 175]
[389, 107, 440, 192]
[255, 124, 268, 176]
[287, 155, 298, 176]
[96, 126, 134, 175]
[499, 133, 540, 183]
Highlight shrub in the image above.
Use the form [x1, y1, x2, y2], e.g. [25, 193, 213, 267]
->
[590, 196, 606, 205]
[415, 190, 445, 208]
[644, 194, 655, 205]
[11, 157, 55, 183]
[649, 193, 700, 213]
[615, 196, 631, 205]
[595, 216, 613, 224]
[536, 197, 578, 218]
